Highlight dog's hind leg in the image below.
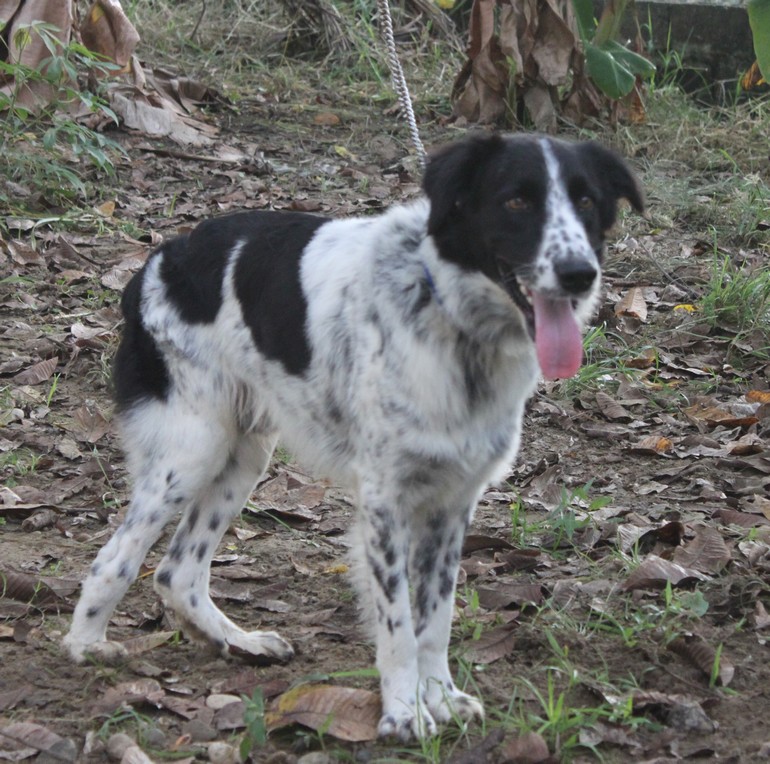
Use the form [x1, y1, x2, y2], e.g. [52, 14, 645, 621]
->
[64, 402, 237, 664]
[410, 504, 484, 725]
[152, 429, 293, 663]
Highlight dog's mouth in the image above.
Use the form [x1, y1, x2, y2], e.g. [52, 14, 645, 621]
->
[500, 267, 583, 381]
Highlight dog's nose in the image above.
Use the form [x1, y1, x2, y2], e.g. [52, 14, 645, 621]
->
[554, 260, 597, 295]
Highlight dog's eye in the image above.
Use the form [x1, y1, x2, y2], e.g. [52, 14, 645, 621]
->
[506, 197, 529, 211]
[577, 196, 594, 211]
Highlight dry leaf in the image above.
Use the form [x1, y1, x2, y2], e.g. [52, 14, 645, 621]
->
[668, 634, 734, 687]
[631, 690, 715, 732]
[684, 403, 758, 429]
[12, 357, 59, 385]
[313, 112, 341, 126]
[73, 404, 111, 443]
[715, 508, 770, 528]
[122, 631, 178, 657]
[595, 391, 633, 421]
[476, 582, 543, 610]
[0, 721, 76, 762]
[498, 730, 550, 763]
[614, 287, 648, 321]
[464, 622, 517, 664]
[93, 678, 165, 715]
[94, 200, 116, 217]
[623, 555, 708, 590]
[463, 534, 515, 554]
[629, 435, 674, 455]
[266, 684, 380, 742]
[673, 526, 731, 574]
[0, 567, 72, 609]
[626, 347, 658, 369]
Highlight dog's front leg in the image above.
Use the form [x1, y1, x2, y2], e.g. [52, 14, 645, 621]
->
[411, 507, 484, 725]
[355, 502, 437, 741]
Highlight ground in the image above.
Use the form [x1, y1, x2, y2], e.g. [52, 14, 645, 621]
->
[1, 9, 770, 763]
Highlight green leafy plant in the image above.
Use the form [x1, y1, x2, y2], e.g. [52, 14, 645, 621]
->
[748, 0, 770, 81]
[544, 481, 610, 550]
[0, 21, 125, 211]
[572, 0, 656, 99]
[240, 688, 268, 759]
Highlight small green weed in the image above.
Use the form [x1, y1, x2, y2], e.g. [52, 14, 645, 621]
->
[555, 324, 639, 398]
[240, 687, 267, 759]
[543, 481, 610, 551]
[0, 447, 43, 481]
[0, 21, 125, 213]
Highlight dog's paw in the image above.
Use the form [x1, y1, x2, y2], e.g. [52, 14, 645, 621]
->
[63, 637, 129, 665]
[224, 630, 294, 665]
[378, 703, 437, 741]
[424, 681, 485, 725]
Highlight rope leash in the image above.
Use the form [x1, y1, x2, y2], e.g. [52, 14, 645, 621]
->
[376, 0, 427, 168]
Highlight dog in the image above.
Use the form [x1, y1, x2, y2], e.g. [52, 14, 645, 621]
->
[64, 133, 643, 741]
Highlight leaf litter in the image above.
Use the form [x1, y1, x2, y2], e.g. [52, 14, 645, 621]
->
[1, 24, 770, 764]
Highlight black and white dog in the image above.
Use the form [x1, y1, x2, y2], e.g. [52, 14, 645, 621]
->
[65, 133, 643, 740]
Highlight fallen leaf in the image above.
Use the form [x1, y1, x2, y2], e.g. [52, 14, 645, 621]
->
[497, 730, 550, 763]
[463, 535, 514, 554]
[93, 678, 166, 715]
[0, 567, 74, 610]
[684, 403, 758, 428]
[476, 582, 543, 610]
[72, 405, 111, 443]
[625, 347, 658, 369]
[464, 622, 517, 664]
[94, 200, 116, 217]
[632, 690, 715, 732]
[615, 287, 648, 321]
[673, 526, 731, 574]
[623, 555, 708, 590]
[123, 631, 178, 657]
[629, 435, 674, 455]
[715, 508, 770, 528]
[668, 634, 734, 686]
[752, 601, 770, 630]
[595, 391, 633, 422]
[11, 357, 59, 385]
[0, 721, 77, 762]
[313, 112, 341, 126]
[266, 684, 380, 742]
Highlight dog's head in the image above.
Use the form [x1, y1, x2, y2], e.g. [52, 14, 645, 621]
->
[423, 133, 644, 379]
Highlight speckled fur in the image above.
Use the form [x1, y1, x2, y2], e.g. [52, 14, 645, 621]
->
[64, 133, 642, 741]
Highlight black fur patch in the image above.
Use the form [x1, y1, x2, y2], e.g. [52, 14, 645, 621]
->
[113, 268, 170, 408]
[233, 211, 329, 376]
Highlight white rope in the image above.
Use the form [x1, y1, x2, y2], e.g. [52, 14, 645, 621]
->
[376, 0, 427, 167]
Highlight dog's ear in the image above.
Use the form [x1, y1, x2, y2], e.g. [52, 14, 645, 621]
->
[577, 142, 645, 230]
[423, 133, 504, 234]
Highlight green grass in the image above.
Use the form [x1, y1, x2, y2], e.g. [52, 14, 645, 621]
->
[554, 323, 643, 398]
[697, 249, 770, 355]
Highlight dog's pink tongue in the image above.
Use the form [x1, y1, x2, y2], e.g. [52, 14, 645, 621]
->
[531, 294, 584, 380]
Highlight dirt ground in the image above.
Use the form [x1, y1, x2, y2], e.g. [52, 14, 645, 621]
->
[2, 57, 770, 764]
